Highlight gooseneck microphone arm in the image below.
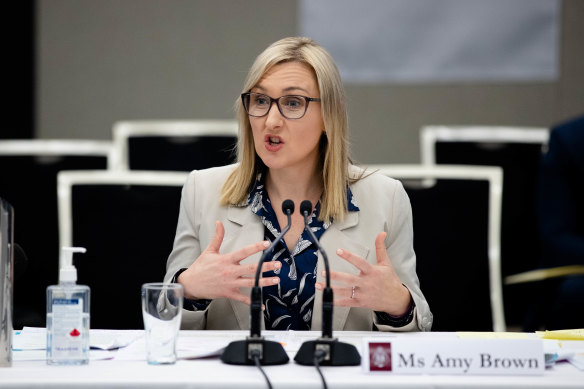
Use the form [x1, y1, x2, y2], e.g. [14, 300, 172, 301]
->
[249, 199, 294, 338]
[221, 200, 294, 366]
[294, 200, 361, 366]
[299, 200, 333, 338]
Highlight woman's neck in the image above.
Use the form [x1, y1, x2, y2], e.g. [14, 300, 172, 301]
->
[265, 166, 323, 207]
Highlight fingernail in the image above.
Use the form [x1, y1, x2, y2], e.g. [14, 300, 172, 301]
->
[337, 249, 343, 255]
[263, 241, 269, 248]
[321, 271, 326, 277]
[273, 278, 279, 284]
[315, 283, 322, 290]
[274, 261, 281, 269]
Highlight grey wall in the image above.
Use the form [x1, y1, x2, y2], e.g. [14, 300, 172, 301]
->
[37, 0, 584, 164]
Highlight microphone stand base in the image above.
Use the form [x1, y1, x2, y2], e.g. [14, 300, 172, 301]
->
[294, 337, 361, 366]
[221, 337, 289, 365]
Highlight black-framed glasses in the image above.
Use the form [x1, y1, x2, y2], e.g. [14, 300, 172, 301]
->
[241, 92, 321, 120]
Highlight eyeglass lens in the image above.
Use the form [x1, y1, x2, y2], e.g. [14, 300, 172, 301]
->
[244, 93, 308, 119]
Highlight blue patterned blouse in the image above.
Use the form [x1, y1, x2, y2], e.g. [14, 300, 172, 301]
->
[246, 173, 359, 330]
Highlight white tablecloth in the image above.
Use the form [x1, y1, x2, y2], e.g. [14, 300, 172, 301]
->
[2, 330, 583, 389]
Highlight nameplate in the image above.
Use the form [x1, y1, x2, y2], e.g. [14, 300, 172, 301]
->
[362, 337, 544, 375]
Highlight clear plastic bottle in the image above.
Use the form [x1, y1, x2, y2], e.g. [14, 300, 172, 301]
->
[46, 247, 90, 365]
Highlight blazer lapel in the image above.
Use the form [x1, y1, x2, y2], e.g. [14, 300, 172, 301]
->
[224, 205, 265, 330]
[312, 211, 370, 331]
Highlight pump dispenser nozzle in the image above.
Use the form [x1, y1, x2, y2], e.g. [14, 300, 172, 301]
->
[59, 247, 86, 283]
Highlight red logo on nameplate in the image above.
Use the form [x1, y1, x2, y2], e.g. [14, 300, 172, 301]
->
[368, 342, 392, 371]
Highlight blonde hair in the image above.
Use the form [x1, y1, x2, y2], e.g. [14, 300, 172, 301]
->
[220, 37, 355, 221]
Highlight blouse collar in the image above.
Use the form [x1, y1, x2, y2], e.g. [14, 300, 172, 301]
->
[245, 172, 360, 218]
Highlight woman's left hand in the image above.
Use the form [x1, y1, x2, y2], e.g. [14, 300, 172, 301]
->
[315, 232, 411, 316]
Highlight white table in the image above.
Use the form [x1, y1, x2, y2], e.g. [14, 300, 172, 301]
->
[1, 330, 583, 389]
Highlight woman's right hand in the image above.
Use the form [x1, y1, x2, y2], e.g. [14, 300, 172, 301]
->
[177, 221, 281, 305]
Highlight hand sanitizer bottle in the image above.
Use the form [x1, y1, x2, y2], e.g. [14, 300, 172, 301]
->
[46, 247, 90, 365]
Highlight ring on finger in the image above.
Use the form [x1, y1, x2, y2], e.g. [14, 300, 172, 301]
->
[351, 286, 355, 299]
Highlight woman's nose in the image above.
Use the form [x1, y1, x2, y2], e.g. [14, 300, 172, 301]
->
[264, 101, 284, 128]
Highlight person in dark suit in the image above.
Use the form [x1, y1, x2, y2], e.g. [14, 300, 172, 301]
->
[537, 114, 584, 330]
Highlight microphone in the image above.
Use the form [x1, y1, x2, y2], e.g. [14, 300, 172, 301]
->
[294, 200, 361, 366]
[221, 200, 294, 365]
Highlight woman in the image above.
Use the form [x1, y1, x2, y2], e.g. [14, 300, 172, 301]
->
[164, 37, 432, 332]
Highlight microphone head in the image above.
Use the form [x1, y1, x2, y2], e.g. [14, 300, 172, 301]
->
[300, 200, 313, 217]
[282, 199, 295, 215]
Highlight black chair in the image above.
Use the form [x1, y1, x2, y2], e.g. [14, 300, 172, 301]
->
[369, 164, 504, 332]
[420, 126, 549, 328]
[0, 140, 113, 329]
[111, 120, 238, 171]
[57, 170, 187, 329]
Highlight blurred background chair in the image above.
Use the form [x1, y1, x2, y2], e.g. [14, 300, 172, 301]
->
[420, 126, 549, 329]
[111, 120, 238, 171]
[0, 140, 113, 329]
[57, 170, 188, 329]
[367, 164, 504, 332]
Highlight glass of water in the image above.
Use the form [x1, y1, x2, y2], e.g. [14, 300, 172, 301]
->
[141, 283, 183, 365]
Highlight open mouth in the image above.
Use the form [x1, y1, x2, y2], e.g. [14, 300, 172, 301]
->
[267, 136, 283, 146]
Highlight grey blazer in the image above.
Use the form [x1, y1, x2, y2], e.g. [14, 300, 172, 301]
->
[164, 164, 433, 332]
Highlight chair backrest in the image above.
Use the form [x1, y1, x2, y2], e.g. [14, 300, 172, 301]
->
[0, 140, 113, 329]
[366, 164, 504, 332]
[419, 125, 549, 327]
[111, 120, 238, 171]
[420, 126, 549, 167]
[57, 170, 188, 329]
